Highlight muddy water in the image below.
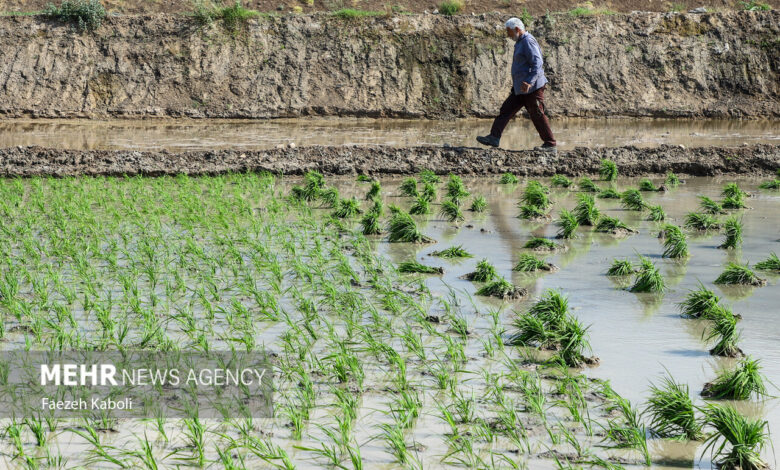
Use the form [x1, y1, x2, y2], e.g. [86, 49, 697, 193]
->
[0, 118, 778, 151]
[377, 176, 780, 468]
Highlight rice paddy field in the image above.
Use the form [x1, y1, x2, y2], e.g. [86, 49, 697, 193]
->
[0, 167, 778, 469]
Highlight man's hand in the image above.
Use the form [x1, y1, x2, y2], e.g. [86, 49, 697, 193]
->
[520, 82, 532, 93]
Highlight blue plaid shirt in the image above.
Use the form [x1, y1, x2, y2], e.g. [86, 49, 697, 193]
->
[511, 32, 548, 95]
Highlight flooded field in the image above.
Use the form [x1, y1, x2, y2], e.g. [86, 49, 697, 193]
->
[0, 169, 777, 469]
[1, 118, 778, 151]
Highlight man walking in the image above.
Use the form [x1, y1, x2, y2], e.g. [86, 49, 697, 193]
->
[477, 17, 557, 151]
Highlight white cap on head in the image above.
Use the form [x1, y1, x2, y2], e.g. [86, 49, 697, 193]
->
[505, 17, 525, 31]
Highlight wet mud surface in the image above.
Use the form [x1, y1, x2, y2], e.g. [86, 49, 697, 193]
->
[1, 143, 777, 177]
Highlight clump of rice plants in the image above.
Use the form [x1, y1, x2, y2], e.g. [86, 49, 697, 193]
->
[290, 170, 325, 201]
[600, 159, 618, 181]
[556, 209, 579, 239]
[665, 172, 681, 187]
[629, 256, 665, 293]
[518, 204, 548, 220]
[399, 177, 419, 197]
[551, 174, 573, 188]
[684, 212, 721, 230]
[409, 195, 431, 215]
[700, 404, 770, 470]
[698, 196, 725, 214]
[660, 224, 689, 258]
[419, 169, 440, 184]
[621, 189, 645, 211]
[639, 178, 662, 191]
[388, 211, 434, 243]
[499, 173, 519, 184]
[360, 210, 381, 235]
[440, 199, 464, 222]
[579, 177, 600, 192]
[446, 174, 470, 205]
[398, 261, 444, 274]
[513, 253, 556, 272]
[573, 194, 599, 226]
[755, 252, 780, 272]
[521, 181, 551, 208]
[722, 182, 748, 201]
[607, 258, 635, 276]
[421, 182, 437, 202]
[356, 173, 373, 182]
[595, 215, 636, 235]
[524, 237, 562, 251]
[701, 356, 768, 400]
[705, 313, 743, 357]
[678, 284, 720, 318]
[647, 204, 666, 221]
[758, 179, 780, 190]
[714, 263, 766, 286]
[476, 276, 525, 300]
[469, 195, 487, 212]
[645, 374, 703, 440]
[598, 188, 621, 199]
[332, 197, 361, 218]
[722, 196, 747, 209]
[465, 259, 497, 282]
[365, 180, 381, 200]
[319, 186, 339, 207]
[719, 216, 743, 250]
[431, 245, 472, 258]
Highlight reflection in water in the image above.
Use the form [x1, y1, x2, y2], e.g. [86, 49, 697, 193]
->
[0, 117, 778, 151]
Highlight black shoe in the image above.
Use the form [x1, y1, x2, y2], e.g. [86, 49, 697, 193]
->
[476, 135, 500, 148]
[534, 143, 557, 153]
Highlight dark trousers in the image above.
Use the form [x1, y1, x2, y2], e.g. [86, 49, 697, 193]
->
[490, 86, 556, 146]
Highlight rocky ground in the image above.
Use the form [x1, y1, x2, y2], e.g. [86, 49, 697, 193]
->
[2, 143, 777, 176]
[0, 11, 777, 120]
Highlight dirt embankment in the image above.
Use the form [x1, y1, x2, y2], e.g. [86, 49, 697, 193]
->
[1, 144, 777, 177]
[0, 11, 777, 120]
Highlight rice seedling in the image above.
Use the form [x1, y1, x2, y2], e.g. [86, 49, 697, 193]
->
[573, 194, 599, 226]
[431, 245, 472, 258]
[678, 284, 721, 318]
[554, 316, 593, 367]
[398, 261, 444, 274]
[665, 172, 681, 187]
[440, 199, 465, 222]
[332, 197, 361, 218]
[446, 174, 470, 204]
[629, 256, 665, 292]
[319, 186, 339, 207]
[722, 182, 748, 200]
[475, 277, 524, 300]
[521, 181, 551, 208]
[600, 159, 618, 181]
[421, 182, 437, 201]
[645, 374, 703, 440]
[701, 356, 769, 400]
[722, 195, 747, 209]
[518, 204, 547, 220]
[399, 177, 419, 197]
[387, 211, 434, 243]
[606, 258, 635, 276]
[698, 195, 725, 214]
[499, 172, 519, 184]
[705, 313, 743, 357]
[408, 195, 430, 215]
[466, 259, 498, 282]
[621, 189, 645, 211]
[469, 195, 487, 212]
[639, 178, 662, 191]
[524, 237, 561, 251]
[365, 180, 381, 200]
[719, 216, 743, 250]
[755, 252, 780, 271]
[647, 204, 666, 221]
[513, 253, 555, 272]
[360, 210, 381, 235]
[290, 170, 325, 201]
[597, 188, 621, 199]
[714, 263, 766, 286]
[556, 209, 579, 239]
[595, 215, 635, 234]
[356, 173, 373, 182]
[684, 211, 721, 230]
[420, 169, 440, 184]
[758, 178, 780, 189]
[700, 404, 770, 470]
[579, 177, 600, 192]
[660, 224, 689, 258]
[551, 174, 573, 187]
